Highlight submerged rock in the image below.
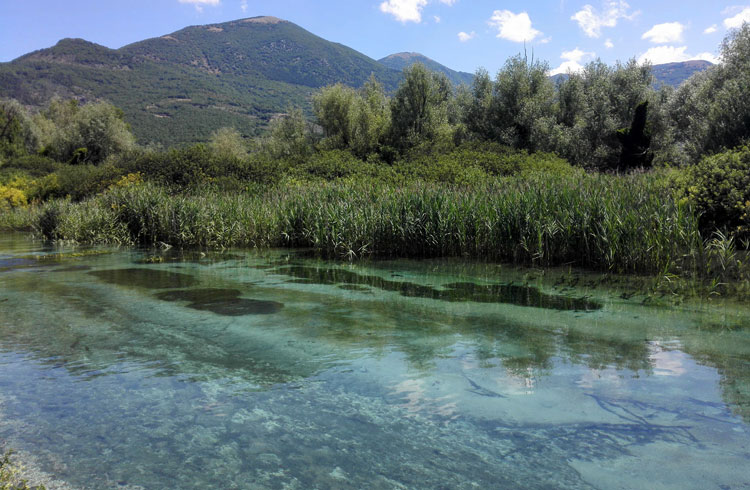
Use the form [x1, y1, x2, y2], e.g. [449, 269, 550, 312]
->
[155, 288, 283, 316]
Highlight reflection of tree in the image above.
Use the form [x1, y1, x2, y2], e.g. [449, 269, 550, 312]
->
[2, 256, 750, 427]
[676, 325, 750, 424]
[561, 328, 653, 373]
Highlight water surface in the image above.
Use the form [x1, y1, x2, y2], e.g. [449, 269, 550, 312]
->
[0, 233, 748, 489]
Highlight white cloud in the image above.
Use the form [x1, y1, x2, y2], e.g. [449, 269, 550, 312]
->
[179, 0, 220, 12]
[489, 10, 542, 42]
[724, 7, 750, 29]
[240, 0, 247, 13]
[637, 45, 720, 65]
[550, 48, 596, 75]
[379, 0, 455, 23]
[604, 38, 614, 48]
[642, 22, 685, 43]
[434, 15, 441, 23]
[458, 31, 476, 42]
[704, 24, 718, 34]
[571, 1, 635, 38]
[380, 0, 428, 23]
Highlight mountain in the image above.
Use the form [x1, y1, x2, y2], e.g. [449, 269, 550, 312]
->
[0, 17, 402, 146]
[551, 60, 713, 87]
[651, 60, 713, 87]
[0, 16, 714, 147]
[378, 52, 474, 86]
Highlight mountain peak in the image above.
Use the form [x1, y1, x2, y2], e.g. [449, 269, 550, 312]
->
[382, 52, 424, 60]
[378, 52, 474, 86]
[237, 16, 287, 24]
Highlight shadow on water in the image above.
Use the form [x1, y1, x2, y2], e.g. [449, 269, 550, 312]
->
[273, 265, 601, 311]
[155, 288, 283, 316]
[89, 268, 198, 289]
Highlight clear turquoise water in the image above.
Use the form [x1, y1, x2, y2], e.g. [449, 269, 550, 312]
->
[0, 233, 748, 489]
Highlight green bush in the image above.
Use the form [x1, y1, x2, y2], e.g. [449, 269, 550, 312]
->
[290, 149, 369, 180]
[393, 144, 576, 185]
[53, 164, 125, 201]
[0, 155, 59, 178]
[115, 146, 283, 188]
[677, 145, 750, 239]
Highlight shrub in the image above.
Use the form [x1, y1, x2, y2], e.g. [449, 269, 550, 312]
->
[394, 144, 576, 184]
[0, 155, 59, 177]
[0, 185, 27, 210]
[290, 149, 370, 180]
[677, 145, 750, 239]
[53, 164, 126, 201]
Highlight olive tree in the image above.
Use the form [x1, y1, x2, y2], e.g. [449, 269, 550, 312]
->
[0, 99, 40, 158]
[41, 100, 135, 164]
[389, 63, 451, 151]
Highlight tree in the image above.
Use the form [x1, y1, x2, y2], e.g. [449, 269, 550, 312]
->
[350, 76, 390, 157]
[464, 69, 495, 141]
[389, 63, 451, 151]
[313, 83, 358, 150]
[552, 59, 654, 169]
[0, 99, 40, 158]
[41, 100, 135, 164]
[666, 24, 750, 164]
[209, 127, 248, 160]
[489, 54, 555, 151]
[263, 108, 313, 162]
[312, 76, 390, 158]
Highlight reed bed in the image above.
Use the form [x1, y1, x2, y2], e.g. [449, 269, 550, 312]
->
[25, 172, 706, 274]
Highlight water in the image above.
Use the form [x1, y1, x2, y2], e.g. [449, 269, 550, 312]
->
[0, 233, 748, 489]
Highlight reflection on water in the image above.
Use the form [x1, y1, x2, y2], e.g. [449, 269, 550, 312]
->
[0, 233, 748, 489]
[272, 265, 602, 311]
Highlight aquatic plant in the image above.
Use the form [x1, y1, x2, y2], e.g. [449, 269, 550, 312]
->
[0, 450, 45, 490]
[17, 172, 703, 275]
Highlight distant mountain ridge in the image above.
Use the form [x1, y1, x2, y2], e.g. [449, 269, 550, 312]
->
[0, 16, 402, 146]
[378, 52, 474, 86]
[651, 60, 713, 87]
[0, 16, 716, 146]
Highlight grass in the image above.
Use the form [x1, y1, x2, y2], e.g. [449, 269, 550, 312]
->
[6, 169, 748, 296]
[23, 172, 701, 273]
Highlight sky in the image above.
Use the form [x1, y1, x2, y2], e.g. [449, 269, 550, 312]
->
[1, 1, 748, 75]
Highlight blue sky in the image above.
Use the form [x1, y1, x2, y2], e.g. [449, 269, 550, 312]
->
[1, 1, 748, 75]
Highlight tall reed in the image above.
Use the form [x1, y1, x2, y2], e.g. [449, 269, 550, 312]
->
[24, 173, 703, 274]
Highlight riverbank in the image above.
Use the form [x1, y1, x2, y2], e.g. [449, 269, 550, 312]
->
[2, 173, 748, 298]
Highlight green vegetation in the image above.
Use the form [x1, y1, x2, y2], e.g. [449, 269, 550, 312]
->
[25, 174, 697, 272]
[675, 145, 750, 240]
[0, 450, 44, 490]
[1, 24, 750, 297]
[0, 16, 717, 148]
[0, 17, 401, 147]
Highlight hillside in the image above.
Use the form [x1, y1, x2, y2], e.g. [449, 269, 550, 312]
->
[551, 60, 713, 87]
[0, 17, 401, 146]
[0, 16, 715, 147]
[651, 60, 713, 87]
[378, 52, 474, 86]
